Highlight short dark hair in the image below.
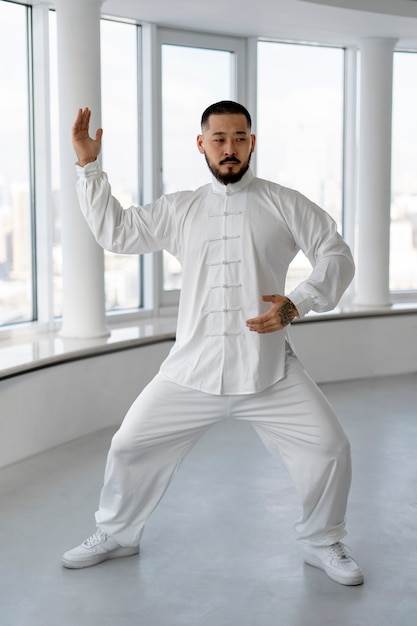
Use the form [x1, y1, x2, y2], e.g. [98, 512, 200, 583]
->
[201, 100, 252, 131]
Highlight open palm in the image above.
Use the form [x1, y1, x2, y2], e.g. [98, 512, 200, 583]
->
[72, 107, 103, 166]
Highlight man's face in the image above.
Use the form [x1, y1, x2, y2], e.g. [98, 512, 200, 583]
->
[197, 113, 256, 185]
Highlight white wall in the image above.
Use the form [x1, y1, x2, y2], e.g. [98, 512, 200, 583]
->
[1, 313, 416, 469]
[0, 341, 174, 469]
[291, 313, 417, 380]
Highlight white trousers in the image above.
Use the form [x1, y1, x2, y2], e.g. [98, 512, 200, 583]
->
[95, 352, 352, 548]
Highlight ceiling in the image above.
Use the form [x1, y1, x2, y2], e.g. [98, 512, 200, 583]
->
[98, 0, 417, 48]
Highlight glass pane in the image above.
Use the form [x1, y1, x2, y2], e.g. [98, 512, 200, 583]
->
[391, 52, 417, 292]
[257, 42, 344, 295]
[0, 2, 33, 326]
[49, 10, 63, 318]
[161, 44, 233, 291]
[101, 20, 141, 311]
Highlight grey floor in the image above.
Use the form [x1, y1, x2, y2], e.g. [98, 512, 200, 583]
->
[1, 373, 417, 626]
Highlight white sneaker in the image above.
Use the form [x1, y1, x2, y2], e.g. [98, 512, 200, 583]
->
[62, 528, 139, 569]
[303, 542, 364, 586]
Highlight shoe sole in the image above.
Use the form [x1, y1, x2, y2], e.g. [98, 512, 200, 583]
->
[304, 554, 364, 586]
[62, 546, 139, 569]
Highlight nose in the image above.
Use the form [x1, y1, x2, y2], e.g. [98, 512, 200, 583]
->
[223, 140, 236, 155]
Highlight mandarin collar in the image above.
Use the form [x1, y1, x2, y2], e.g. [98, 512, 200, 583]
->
[211, 168, 254, 195]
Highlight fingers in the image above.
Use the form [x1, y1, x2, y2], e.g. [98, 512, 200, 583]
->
[80, 107, 91, 131]
[246, 320, 283, 335]
[246, 311, 269, 326]
[73, 107, 91, 131]
[246, 316, 278, 333]
[72, 108, 83, 133]
[246, 309, 277, 333]
[246, 294, 297, 333]
[72, 108, 88, 136]
[246, 294, 282, 327]
[73, 108, 102, 140]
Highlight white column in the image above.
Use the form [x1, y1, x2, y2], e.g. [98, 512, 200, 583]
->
[55, 0, 108, 337]
[354, 37, 397, 308]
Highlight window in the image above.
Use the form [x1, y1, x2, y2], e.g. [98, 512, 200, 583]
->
[257, 41, 345, 294]
[160, 32, 243, 296]
[0, 1, 33, 326]
[49, 10, 62, 318]
[391, 51, 417, 293]
[161, 45, 234, 196]
[49, 15, 142, 316]
[101, 19, 142, 312]
[2, 10, 414, 342]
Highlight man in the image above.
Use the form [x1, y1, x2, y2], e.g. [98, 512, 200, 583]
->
[62, 101, 363, 586]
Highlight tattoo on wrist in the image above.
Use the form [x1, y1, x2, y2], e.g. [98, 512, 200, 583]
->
[279, 299, 297, 326]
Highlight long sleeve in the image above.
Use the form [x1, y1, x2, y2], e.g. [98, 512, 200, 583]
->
[75, 160, 178, 256]
[282, 189, 355, 318]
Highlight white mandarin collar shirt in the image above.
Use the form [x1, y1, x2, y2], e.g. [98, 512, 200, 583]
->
[76, 161, 354, 395]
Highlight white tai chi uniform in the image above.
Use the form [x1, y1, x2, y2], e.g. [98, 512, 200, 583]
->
[76, 161, 355, 548]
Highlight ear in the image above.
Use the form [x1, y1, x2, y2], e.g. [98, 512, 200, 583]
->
[250, 134, 256, 153]
[196, 134, 205, 154]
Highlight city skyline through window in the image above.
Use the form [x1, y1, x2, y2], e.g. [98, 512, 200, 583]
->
[0, 2, 33, 326]
[391, 51, 417, 292]
[0, 2, 416, 331]
[161, 43, 234, 291]
[257, 41, 345, 296]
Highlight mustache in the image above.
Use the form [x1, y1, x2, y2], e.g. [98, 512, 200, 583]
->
[220, 157, 241, 165]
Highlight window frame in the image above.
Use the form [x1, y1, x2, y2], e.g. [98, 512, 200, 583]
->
[256, 38, 348, 297]
[1, 7, 417, 344]
[0, 0, 37, 330]
[100, 17, 144, 316]
[390, 49, 417, 300]
[153, 28, 248, 310]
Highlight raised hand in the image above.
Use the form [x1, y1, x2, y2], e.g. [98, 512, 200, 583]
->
[246, 294, 299, 333]
[72, 107, 103, 166]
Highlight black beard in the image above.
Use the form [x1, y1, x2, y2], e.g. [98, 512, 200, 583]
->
[204, 154, 251, 185]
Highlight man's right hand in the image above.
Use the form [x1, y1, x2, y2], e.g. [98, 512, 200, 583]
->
[72, 107, 103, 167]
